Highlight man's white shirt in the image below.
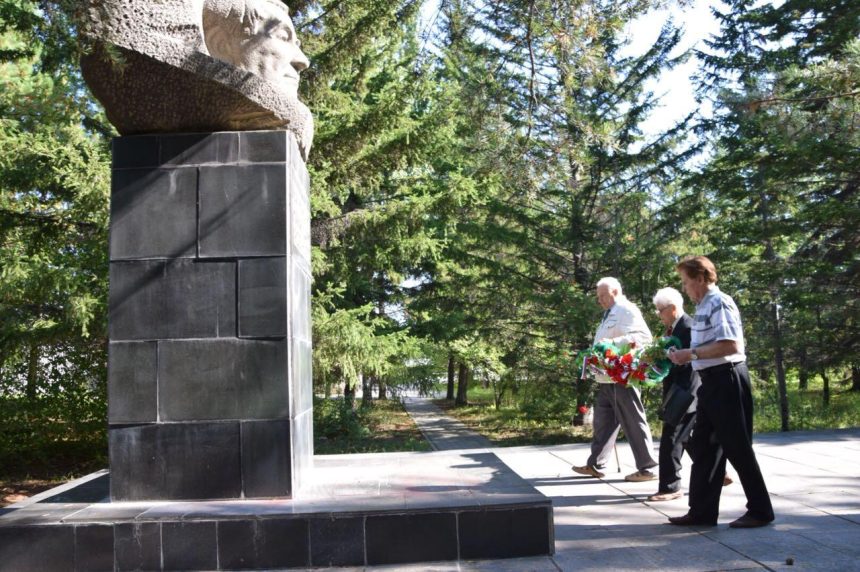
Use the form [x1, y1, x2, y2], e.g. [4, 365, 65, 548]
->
[592, 295, 653, 384]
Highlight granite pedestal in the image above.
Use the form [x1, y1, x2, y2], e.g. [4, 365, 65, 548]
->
[107, 130, 312, 501]
[0, 452, 554, 570]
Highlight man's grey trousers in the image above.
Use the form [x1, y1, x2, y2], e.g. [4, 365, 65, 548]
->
[587, 382, 658, 471]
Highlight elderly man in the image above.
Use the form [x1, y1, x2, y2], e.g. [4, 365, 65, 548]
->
[667, 256, 774, 528]
[648, 287, 700, 501]
[573, 277, 658, 482]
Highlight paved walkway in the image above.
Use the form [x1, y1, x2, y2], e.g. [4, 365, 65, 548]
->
[402, 396, 494, 451]
[385, 397, 860, 572]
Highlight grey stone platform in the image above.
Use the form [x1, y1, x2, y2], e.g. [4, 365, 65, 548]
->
[393, 400, 860, 571]
[493, 428, 860, 571]
[401, 427, 858, 572]
[0, 451, 553, 571]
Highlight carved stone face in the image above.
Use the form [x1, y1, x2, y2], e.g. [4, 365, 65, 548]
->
[204, 0, 310, 99]
[82, 0, 315, 158]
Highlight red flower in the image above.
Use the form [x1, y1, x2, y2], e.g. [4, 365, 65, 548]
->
[620, 353, 633, 365]
[578, 405, 589, 414]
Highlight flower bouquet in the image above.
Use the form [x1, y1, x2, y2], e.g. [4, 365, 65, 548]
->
[577, 336, 681, 388]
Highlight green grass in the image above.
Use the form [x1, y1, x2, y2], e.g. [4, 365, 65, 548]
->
[754, 377, 860, 432]
[434, 385, 593, 446]
[435, 378, 860, 447]
[1, 396, 108, 506]
[0, 396, 107, 473]
[436, 399, 591, 446]
[313, 397, 433, 454]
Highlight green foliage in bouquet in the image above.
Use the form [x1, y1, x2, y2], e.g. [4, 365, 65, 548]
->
[576, 336, 681, 388]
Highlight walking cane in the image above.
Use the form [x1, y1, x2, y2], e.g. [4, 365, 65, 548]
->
[614, 444, 621, 473]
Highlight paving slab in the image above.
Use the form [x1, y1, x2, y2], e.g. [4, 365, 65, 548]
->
[391, 398, 860, 572]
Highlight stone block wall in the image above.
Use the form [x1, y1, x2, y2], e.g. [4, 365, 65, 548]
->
[107, 131, 312, 501]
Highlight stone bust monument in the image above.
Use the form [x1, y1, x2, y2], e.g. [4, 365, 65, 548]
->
[80, 0, 314, 159]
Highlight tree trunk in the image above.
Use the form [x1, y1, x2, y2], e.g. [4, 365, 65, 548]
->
[26, 343, 39, 401]
[772, 303, 789, 431]
[344, 380, 355, 407]
[455, 362, 469, 406]
[446, 354, 455, 400]
[361, 375, 373, 408]
[798, 347, 809, 390]
[759, 191, 789, 430]
[815, 309, 829, 406]
[851, 365, 860, 392]
[377, 377, 387, 400]
[492, 379, 503, 410]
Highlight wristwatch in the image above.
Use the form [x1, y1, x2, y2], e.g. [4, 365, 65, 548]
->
[690, 351, 699, 361]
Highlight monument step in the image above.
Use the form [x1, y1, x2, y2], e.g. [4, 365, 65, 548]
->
[0, 450, 553, 571]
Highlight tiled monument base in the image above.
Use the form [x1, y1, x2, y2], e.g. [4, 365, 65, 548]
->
[0, 452, 554, 571]
[107, 130, 313, 501]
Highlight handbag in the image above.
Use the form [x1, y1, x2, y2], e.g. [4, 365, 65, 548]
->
[661, 383, 694, 426]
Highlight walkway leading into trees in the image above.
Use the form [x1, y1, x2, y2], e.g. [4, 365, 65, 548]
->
[401, 396, 494, 451]
[395, 397, 860, 572]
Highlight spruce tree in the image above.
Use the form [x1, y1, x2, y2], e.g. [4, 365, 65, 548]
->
[1, 0, 111, 472]
[691, 0, 860, 423]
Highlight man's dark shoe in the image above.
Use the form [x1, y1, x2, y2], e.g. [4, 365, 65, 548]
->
[667, 513, 716, 526]
[729, 513, 774, 528]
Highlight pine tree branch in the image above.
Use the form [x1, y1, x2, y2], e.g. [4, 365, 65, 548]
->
[746, 90, 860, 110]
[295, 0, 348, 32]
[524, 0, 537, 142]
[0, 208, 99, 231]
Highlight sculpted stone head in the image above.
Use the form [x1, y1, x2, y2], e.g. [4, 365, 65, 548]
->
[80, 0, 314, 159]
[203, 0, 309, 100]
